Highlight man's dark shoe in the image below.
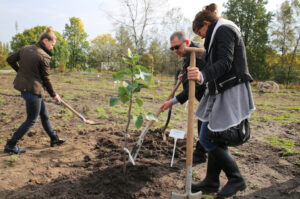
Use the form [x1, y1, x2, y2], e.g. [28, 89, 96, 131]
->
[193, 152, 207, 164]
[193, 141, 207, 164]
[50, 135, 67, 147]
[4, 140, 26, 154]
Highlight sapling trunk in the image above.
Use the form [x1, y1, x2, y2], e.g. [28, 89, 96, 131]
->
[123, 64, 134, 175]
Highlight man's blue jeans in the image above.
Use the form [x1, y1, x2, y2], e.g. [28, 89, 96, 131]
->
[199, 121, 217, 152]
[11, 92, 55, 143]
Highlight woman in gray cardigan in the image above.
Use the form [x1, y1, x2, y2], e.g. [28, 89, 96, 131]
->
[187, 3, 255, 198]
[4, 27, 67, 154]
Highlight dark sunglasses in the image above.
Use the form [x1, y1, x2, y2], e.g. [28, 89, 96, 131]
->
[170, 42, 184, 51]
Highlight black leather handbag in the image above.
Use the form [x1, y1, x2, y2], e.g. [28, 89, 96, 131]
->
[207, 119, 250, 147]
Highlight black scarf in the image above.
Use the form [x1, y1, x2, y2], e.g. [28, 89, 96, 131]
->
[37, 41, 52, 56]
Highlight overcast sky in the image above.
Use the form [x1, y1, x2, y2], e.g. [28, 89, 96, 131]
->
[0, 0, 284, 43]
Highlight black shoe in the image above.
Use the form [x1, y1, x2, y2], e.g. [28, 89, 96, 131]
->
[193, 152, 206, 164]
[4, 140, 26, 154]
[50, 135, 67, 147]
[211, 147, 246, 197]
[193, 141, 207, 164]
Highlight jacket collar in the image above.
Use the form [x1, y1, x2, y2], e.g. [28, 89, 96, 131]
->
[204, 21, 217, 51]
[207, 19, 240, 53]
[37, 41, 52, 56]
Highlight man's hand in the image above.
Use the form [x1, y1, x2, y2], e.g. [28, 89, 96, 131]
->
[187, 66, 201, 82]
[53, 94, 62, 103]
[160, 100, 173, 112]
[178, 74, 183, 81]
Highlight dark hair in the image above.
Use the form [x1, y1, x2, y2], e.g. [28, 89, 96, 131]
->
[40, 26, 56, 41]
[192, 3, 219, 33]
[170, 31, 189, 42]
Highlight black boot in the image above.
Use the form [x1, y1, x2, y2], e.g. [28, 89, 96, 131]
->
[3, 140, 26, 154]
[212, 147, 246, 198]
[193, 141, 207, 164]
[50, 134, 67, 147]
[192, 152, 221, 193]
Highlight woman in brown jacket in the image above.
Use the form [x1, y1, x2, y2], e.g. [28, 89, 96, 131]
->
[4, 27, 67, 154]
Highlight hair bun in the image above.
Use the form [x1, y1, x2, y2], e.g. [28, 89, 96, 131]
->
[46, 26, 54, 33]
[205, 3, 218, 13]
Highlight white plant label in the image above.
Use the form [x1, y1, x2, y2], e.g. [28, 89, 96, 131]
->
[169, 129, 185, 139]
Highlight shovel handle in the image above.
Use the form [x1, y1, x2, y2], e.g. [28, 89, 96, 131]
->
[60, 99, 85, 121]
[186, 52, 196, 169]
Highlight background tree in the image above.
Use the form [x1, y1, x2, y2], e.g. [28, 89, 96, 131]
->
[148, 39, 165, 74]
[270, 0, 300, 85]
[161, 7, 191, 76]
[10, 26, 46, 52]
[63, 17, 90, 70]
[0, 41, 10, 68]
[223, 0, 273, 80]
[10, 26, 69, 68]
[88, 34, 117, 71]
[107, 0, 164, 55]
[51, 32, 70, 69]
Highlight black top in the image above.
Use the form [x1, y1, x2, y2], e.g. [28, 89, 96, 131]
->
[175, 41, 206, 104]
[202, 22, 253, 95]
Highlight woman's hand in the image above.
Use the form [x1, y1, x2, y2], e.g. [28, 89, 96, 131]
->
[160, 100, 173, 112]
[53, 94, 62, 103]
[187, 66, 201, 82]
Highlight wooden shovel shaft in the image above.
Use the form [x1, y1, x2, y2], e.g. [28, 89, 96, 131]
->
[186, 52, 196, 169]
[184, 47, 205, 53]
[60, 99, 85, 121]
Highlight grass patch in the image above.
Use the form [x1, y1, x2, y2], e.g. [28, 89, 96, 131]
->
[12, 124, 19, 131]
[95, 107, 107, 119]
[6, 155, 19, 167]
[265, 136, 300, 156]
[263, 115, 271, 121]
[0, 135, 5, 145]
[60, 108, 73, 121]
[0, 97, 4, 103]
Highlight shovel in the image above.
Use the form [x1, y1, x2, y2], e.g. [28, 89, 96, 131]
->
[126, 79, 182, 165]
[60, 99, 101, 125]
[171, 47, 204, 199]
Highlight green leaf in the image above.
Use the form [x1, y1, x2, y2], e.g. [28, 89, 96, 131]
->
[109, 97, 119, 106]
[112, 70, 125, 81]
[118, 86, 130, 103]
[127, 48, 132, 58]
[145, 112, 158, 121]
[123, 81, 129, 88]
[127, 81, 140, 93]
[123, 57, 133, 65]
[133, 115, 143, 128]
[138, 83, 151, 89]
[136, 97, 143, 107]
[140, 71, 153, 83]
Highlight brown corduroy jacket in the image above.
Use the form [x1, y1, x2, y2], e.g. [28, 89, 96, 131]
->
[6, 41, 56, 97]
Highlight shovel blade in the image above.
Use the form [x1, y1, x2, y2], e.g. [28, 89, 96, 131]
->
[171, 191, 202, 199]
[84, 120, 101, 125]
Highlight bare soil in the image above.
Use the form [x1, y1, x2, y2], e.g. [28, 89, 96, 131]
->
[0, 72, 299, 199]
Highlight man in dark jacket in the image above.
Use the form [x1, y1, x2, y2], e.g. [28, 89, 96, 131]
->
[160, 31, 207, 164]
